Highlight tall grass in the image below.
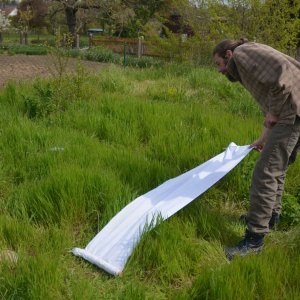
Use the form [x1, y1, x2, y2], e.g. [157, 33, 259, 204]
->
[0, 63, 299, 299]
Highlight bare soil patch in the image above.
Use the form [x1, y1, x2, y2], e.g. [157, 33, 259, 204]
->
[0, 54, 107, 88]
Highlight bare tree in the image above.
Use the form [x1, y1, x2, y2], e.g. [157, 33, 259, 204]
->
[49, 0, 110, 46]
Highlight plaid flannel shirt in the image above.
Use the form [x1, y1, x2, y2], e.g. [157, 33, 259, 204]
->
[227, 42, 300, 124]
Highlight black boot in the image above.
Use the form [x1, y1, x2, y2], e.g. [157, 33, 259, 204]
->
[239, 212, 280, 230]
[268, 212, 280, 229]
[225, 230, 264, 261]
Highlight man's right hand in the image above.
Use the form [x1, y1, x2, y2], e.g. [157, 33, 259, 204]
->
[251, 139, 265, 152]
[251, 127, 270, 152]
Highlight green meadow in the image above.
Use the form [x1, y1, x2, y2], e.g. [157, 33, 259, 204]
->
[0, 62, 299, 299]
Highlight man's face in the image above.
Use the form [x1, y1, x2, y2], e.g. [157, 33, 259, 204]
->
[213, 51, 236, 82]
[214, 54, 228, 75]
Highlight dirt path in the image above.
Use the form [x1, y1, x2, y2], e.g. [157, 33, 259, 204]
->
[0, 54, 107, 88]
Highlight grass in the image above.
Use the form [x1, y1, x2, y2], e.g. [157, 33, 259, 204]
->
[0, 62, 299, 299]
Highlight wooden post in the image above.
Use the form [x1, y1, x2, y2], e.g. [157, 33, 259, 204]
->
[88, 33, 93, 49]
[62, 33, 66, 48]
[123, 43, 126, 67]
[76, 34, 80, 48]
[138, 37, 142, 58]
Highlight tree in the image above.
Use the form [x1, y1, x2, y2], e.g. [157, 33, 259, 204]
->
[49, 0, 109, 46]
[0, 9, 10, 43]
[18, 5, 33, 44]
[110, 3, 135, 37]
[119, 0, 166, 37]
[190, 0, 300, 53]
[10, 0, 48, 44]
[18, 0, 48, 30]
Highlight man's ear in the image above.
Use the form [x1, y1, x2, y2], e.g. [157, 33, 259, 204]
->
[225, 50, 233, 59]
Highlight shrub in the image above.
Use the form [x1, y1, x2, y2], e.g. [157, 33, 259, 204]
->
[281, 193, 300, 228]
[6, 45, 48, 55]
[125, 55, 161, 68]
[84, 46, 120, 64]
[22, 81, 55, 119]
[64, 48, 82, 58]
[83, 46, 161, 68]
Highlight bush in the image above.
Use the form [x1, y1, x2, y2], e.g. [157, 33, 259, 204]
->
[84, 46, 120, 64]
[281, 193, 300, 228]
[30, 39, 48, 45]
[22, 81, 55, 119]
[125, 55, 161, 68]
[83, 46, 161, 68]
[64, 48, 83, 58]
[5, 45, 48, 55]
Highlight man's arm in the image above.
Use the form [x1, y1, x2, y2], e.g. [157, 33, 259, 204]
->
[251, 126, 270, 152]
[264, 112, 279, 129]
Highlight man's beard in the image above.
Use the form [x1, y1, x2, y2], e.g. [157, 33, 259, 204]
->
[226, 73, 238, 82]
[224, 57, 238, 82]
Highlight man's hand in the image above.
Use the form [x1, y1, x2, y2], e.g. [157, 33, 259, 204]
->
[251, 139, 265, 152]
[251, 127, 270, 152]
[264, 112, 279, 128]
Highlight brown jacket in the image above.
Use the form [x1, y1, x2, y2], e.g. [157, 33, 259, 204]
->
[227, 42, 300, 124]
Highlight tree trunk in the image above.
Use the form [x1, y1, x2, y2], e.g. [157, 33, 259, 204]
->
[297, 34, 300, 59]
[24, 32, 28, 45]
[20, 31, 24, 45]
[65, 6, 77, 48]
[0, 32, 3, 44]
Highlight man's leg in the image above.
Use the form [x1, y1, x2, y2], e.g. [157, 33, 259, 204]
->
[272, 135, 300, 216]
[226, 117, 300, 260]
[251, 132, 300, 227]
[248, 119, 300, 234]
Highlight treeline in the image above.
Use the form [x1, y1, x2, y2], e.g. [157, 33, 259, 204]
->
[2, 0, 300, 57]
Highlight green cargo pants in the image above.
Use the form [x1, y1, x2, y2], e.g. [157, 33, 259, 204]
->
[248, 116, 300, 234]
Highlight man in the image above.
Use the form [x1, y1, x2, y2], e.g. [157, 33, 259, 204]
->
[213, 39, 300, 259]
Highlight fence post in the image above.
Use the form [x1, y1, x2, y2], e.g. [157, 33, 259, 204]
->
[138, 37, 142, 58]
[88, 33, 93, 49]
[123, 43, 126, 67]
[76, 34, 80, 48]
[138, 36, 145, 58]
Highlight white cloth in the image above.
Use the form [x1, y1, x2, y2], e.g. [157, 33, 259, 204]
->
[72, 143, 252, 275]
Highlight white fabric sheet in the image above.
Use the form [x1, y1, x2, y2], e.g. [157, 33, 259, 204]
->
[72, 143, 252, 276]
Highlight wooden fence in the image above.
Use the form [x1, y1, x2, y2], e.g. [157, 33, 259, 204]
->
[88, 35, 163, 58]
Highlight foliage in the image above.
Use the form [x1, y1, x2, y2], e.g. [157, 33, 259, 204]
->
[0, 9, 11, 43]
[84, 45, 120, 63]
[23, 81, 55, 118]
[281, 193, 300, 228]
[191, 0, 300, 53]
[0, 44, 48, 55]
[0, 9, 10, 31]
[13, 4, 33, 33]
[18, 0, 48, 30]
[83, 45, 161, 68]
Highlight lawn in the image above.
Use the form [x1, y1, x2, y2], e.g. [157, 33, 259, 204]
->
[0, 62, 299, 299]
